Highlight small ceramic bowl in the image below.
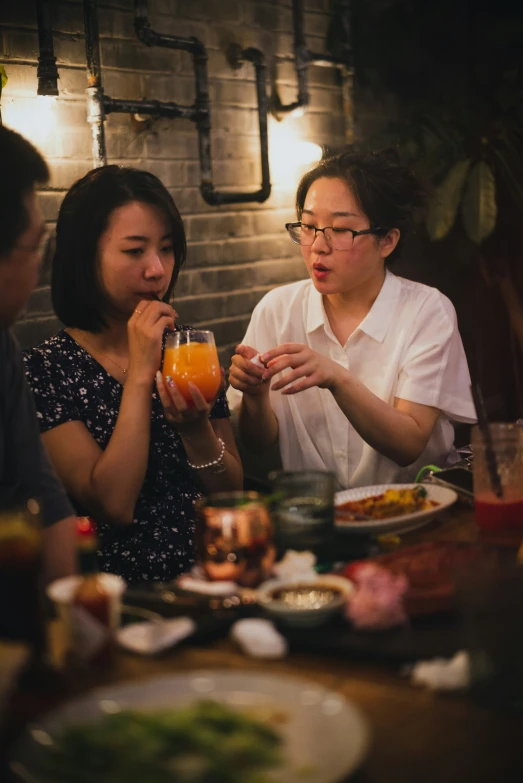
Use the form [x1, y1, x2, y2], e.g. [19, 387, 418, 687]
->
[257, 575, 353, 628]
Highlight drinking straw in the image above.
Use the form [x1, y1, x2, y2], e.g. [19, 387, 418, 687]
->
[470, 383, 503, 498]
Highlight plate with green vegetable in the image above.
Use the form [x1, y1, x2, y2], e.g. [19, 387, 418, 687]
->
[11, 670, 370, 783]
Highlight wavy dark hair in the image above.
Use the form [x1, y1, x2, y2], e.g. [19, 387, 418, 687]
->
[0, 126, 49, 258]
[52, 165, 186, 331]
[295, 148, 426, 262]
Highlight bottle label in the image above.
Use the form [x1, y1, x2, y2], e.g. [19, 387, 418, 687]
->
[68, 605, 110, 663]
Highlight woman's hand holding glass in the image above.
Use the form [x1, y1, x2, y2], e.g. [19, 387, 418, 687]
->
[157, 330, 223, 434]
[228, 344, 269, 396]
[261, 343, 344, 395]
[156, 369, 224, 434]
[127, 299, 176, 384]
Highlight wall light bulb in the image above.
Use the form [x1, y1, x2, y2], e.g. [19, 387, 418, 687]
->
[2, 95, 57, 153]
[269, 121, 322, 189]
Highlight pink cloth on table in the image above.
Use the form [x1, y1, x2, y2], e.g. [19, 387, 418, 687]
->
[345, 563, 409, 630]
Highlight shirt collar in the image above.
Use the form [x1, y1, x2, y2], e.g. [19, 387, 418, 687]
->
[357, 269, 401, 343]
[305, 269, 401, 343]
[305, 283, 325, 334]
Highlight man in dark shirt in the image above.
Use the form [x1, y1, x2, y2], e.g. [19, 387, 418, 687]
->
[0, 126, 75, 582]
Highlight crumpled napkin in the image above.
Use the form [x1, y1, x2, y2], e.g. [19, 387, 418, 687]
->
[407, 650, 471, 691]
[250, 354, 266, 368]
[177, 575, 238, 596]
[272, 550, 317, 582]
[177, 566, 238, 596]
[117, 617, 196, 655]
[230, 618, 288, 659]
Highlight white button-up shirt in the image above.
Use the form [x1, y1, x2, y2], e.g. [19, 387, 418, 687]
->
[227, 271, 477, 489]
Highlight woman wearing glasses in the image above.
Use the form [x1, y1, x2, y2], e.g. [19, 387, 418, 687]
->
[227, 149, 476, 488]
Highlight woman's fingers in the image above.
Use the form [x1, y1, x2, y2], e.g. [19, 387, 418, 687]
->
[260, 343, 303, 364]
[132, 300, 176, 327]
[281, 377, 316, 395]
[156, 373, 212, 424]
[156, 372, 183, 417]
[157, 372, 188, 416]
[231, 353, 264, 379]
[165, 378, 189, 412]
[130, 299, 153, 320]
[230, 366, 265, 387]
[188, 383, 210, 412]
[235, 344, 259, 360]
[263, 353, 306, 379]
[271, 365, 312, 391]
[155, 371, 175, 411]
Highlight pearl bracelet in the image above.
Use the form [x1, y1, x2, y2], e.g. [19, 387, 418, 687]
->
[187, 437, 226, 473]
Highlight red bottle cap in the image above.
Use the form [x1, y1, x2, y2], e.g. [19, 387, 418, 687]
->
[76, 517, 96, 536]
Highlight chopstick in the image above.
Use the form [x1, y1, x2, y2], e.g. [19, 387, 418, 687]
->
[470, 382, 503, 498]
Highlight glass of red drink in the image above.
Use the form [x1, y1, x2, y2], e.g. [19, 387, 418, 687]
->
[472, 423, 523, 532]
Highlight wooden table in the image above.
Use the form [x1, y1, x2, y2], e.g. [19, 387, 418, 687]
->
[47, 505, 523, 783]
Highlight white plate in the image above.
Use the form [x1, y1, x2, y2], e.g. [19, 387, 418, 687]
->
[11, 670, 370, 783]
[335, 483, 458, 535]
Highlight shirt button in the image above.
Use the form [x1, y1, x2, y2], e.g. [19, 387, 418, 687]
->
[335, 450, 347, 458]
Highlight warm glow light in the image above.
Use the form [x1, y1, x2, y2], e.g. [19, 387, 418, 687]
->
[2, 95, 57, 152]
[269, 120, 322, 189]
[289, 105, 305, 119]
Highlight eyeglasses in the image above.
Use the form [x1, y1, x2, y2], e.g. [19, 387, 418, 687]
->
[285, 222, 388, 250]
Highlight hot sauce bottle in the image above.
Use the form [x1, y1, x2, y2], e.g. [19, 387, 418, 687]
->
[72, 517, 113, 666]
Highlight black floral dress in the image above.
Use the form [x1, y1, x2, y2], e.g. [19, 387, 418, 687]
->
[23, 329, 230, 584]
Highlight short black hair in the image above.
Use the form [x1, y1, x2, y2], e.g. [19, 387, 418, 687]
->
[0, 126, 49, 258]
[296, 148, 426, 262]
[52, 165, 187, 332]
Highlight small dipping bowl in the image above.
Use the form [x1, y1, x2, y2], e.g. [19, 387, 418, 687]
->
[257, 575, 353, 628]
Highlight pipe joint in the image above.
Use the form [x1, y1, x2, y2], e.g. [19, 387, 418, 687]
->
[241, 47, 266, 68]
[87, 85, 105, 123]
[135, 19, 157, 47]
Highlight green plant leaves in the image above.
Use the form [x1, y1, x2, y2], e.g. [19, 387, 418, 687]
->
[426, 159, 472, 241]
[0, 65, 7, 90]
[461, 161, 497, 245]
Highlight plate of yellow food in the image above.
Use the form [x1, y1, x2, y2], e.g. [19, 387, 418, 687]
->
[11, 671, 370, 783]
[335, 483, 457, 534]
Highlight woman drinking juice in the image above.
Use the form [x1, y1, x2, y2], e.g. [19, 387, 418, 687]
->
[23, 166, 242, 583]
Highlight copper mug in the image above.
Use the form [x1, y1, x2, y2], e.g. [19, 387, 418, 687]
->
[195, 492, 275, 588]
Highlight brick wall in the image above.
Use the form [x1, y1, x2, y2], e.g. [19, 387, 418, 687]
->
[1, 0, 348, 365]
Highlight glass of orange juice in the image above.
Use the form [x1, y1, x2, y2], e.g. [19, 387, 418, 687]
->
[162, 330, 221, 406]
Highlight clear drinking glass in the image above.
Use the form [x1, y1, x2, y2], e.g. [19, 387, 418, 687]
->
[162, 330, 221, 406]
[195, 492, 275, 588]
[472, 423, 523, 532]
[270, 471, 335, 550]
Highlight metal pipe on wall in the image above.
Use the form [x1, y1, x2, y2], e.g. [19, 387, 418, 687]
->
[83, 0, 107, 167]
[134, 0, 271, 205]
[36, 0, 59, 96]
[274, 0, 354, 142]
[203, 45, 271, 205]
[82, 0, 271, 203]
